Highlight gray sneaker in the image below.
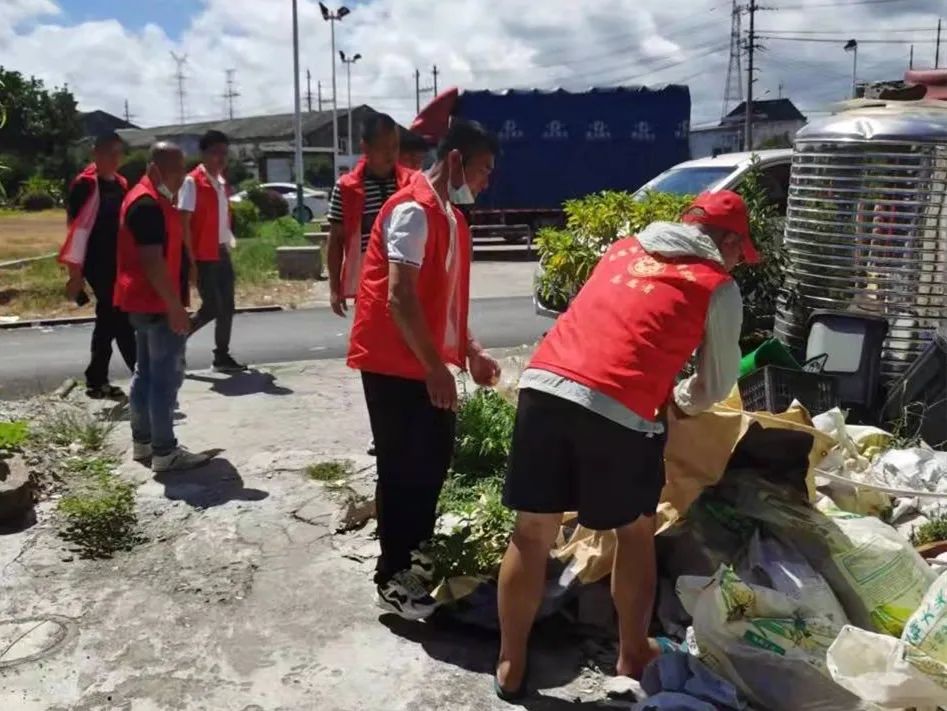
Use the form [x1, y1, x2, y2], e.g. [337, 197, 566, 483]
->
[375, 571, 438, 621]
[152, 447, 212, 473]
[132, 441, 153, 462]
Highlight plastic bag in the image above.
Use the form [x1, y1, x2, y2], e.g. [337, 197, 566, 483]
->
[827, 626, 947, 709]
[732, 483, 936, 636]
[740, 529, 849, 626]
[904, 572, 947, 664]
[682, 566, 866, 711]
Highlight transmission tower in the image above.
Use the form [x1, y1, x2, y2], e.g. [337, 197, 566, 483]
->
[223, 69, 240, 120]
[722, 0, 744, 119]
[170, 52, 188, 124]
[123, 99, 135, 125]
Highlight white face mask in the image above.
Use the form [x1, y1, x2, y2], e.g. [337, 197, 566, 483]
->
[448, 161, 475, 205]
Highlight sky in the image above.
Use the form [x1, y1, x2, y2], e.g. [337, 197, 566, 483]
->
[0, 0, 943, 130]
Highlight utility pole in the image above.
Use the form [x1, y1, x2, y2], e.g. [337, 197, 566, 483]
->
[910, 44, 915, 69]
[318, 81, 323, 112]
[415, 68, 434, 115]
[292, 0, 305, 223]
[306, 69, 313, 112]
[432, 65, 440, 95]
[937, 18, 942, 68]
[170, 52, 188, 124]
[123, 99, 134, 124]
[223, 68, 239, 120]
[320, 4, 352, 177]
[744, 0, 758, 152]
[778, 82, 783, 100]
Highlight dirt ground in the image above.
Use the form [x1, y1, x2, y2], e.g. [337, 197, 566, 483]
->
[0, 209, 65, 262]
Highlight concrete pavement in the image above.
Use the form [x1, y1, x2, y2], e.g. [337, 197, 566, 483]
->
[0, 358, 626, 711]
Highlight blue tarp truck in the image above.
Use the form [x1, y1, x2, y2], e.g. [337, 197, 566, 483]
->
[415, 86, 692, 238]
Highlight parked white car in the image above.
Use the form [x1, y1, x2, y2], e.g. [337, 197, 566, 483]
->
[230, 182, 329, 223]
[634, 149, 792, 215]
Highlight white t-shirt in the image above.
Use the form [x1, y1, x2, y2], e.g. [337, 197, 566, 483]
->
[384, 177, 461, 350]
[178, 165, 235, 246]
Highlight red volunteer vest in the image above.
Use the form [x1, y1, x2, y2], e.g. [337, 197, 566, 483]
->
[187, 166, 231, 262]
[59, 163, 128, 266]
[530, 235, 732, 421]
[338, 158, 414, 297]
[347, 172, 471, 381]
[114, 177, 184, 314]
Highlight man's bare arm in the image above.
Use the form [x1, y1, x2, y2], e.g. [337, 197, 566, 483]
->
[327, 222, 347, 315]
[388, 263, 442, 372]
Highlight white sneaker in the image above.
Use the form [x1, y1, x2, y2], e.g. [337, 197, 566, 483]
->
[152, 447, 212, 473]
[375, 571, 438, 621]
[132, 441, 152, 462]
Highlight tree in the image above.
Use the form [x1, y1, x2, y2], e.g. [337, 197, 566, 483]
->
[757, 133, 793, 150]
[0, 66, 82, 194]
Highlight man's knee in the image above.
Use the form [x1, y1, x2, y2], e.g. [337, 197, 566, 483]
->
[614, 514, 656, 547]
[511, 512, 561, 551]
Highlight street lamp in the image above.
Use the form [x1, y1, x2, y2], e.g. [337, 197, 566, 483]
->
[291, 0, 306, 223]
[340, 50, 362, 157]
[845, 39, 858, 99]
[320, 3, 351, 177]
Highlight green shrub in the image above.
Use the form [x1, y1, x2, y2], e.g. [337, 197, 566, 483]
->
[18, 174, 62, 203]
[452, 388, 517, 481]
[40, 408, 115, 452]
[118, 149, 149, 186]
[57, 456, 139, 558]
[246, 183, 290, 220]
[231, 199, 260, 240]
[534, 160, 786, 342]
[911, 514, 947, 547]
[19, 190, 55, 211]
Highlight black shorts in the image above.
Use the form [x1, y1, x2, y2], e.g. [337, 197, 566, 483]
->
[503, 388, 666, 531]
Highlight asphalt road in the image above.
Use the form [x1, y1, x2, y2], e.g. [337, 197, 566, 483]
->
[0, 296, 550, 399]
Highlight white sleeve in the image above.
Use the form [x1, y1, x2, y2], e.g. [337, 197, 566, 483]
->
[385, 202, 428, 268]
[673, 280, 744, 415]
[177, 176, 196, 212]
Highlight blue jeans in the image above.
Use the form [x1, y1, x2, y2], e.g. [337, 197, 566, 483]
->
[129, 314, 186, 456]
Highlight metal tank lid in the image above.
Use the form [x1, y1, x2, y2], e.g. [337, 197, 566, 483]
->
[796, 100, 947, 144]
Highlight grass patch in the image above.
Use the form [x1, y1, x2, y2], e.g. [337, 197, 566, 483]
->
[232, 217, 309, 286]
[0, 208, 66, 261]
[0, 256, 71, 317]
[306, 459, 355, 487]
[0, 420, 28, 450]
[39, 408, 115, 452]
[57, 455, 140, 558]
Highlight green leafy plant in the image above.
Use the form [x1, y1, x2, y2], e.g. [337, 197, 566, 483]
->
[231, 199, 261, 240]
[19, 190, 55, 212]
[0, 420, 28, 451]
[534, 161, 787, 345]
[57, 456, 140, 558]
[118, 149, 149, 186]
[452, 388, 517, 480]
[231, 217, 308, 285]
[910, 514, 947, 547]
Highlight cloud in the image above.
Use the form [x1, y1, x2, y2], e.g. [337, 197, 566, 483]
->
[0, 0, 942, 129]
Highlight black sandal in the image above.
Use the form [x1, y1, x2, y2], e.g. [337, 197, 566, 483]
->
[494, 663, 529, 703]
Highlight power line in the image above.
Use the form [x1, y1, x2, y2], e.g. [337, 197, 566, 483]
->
[758, 35, 938, 44]
[758, 27, 933, 34]
[170, 51, 188, 124]
[776, 0, 915, 8]
[223, 68, 240, 120]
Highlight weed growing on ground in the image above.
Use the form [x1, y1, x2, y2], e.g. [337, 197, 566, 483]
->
[39, 408, 115, 452]
[232, 217, 309, 286]
[57, 455, 140, 558]
[0, 420, 28, 451]
[307, 459, 355, 490]
[428, 389, 517, 581]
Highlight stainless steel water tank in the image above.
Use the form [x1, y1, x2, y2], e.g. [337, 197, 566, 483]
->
[775, 102, 947, 384]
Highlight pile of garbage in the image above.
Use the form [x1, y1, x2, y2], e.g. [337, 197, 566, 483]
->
[433, 373, 947, 709]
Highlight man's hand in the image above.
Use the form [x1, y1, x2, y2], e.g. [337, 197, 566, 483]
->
[469, 349, 501, 387]
[426, 363, 458, 411]
[168, 304, 191, 335]
[330, 289, 348, 317]
[65, 272, 84, 301]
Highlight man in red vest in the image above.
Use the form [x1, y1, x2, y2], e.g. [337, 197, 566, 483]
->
[327, 112, 413, 318]
[60, 132, 135, 399]
[178, 130, 246, 373]
[116, 142, 212, 473]
[494, 191, 758, 699]
[347, 120, 502, 620]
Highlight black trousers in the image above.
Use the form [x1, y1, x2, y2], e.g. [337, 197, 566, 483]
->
[361, 372, 456, 584]
[190, 247, 235, 357]
[85, 269, 136, 388]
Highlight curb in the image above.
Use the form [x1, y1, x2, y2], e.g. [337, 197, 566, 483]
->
[0, 305, 285, 331]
